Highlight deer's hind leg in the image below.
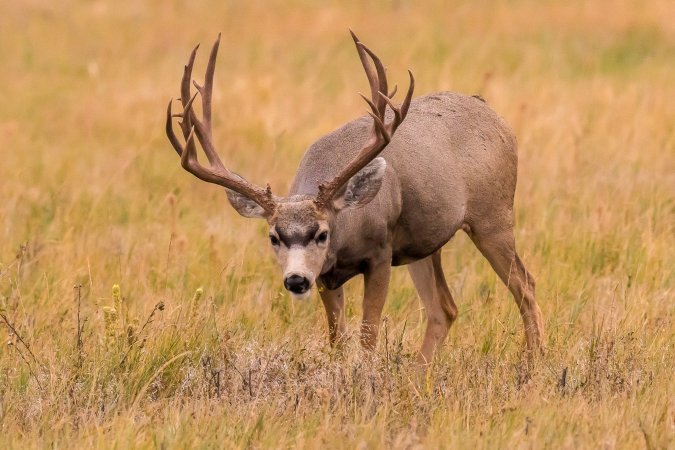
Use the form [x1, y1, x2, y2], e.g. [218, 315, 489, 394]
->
[408, 250, 458, 364]
[465, 222, 544, 352]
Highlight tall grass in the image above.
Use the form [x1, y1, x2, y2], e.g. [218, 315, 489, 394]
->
[0, 0, 673, 448]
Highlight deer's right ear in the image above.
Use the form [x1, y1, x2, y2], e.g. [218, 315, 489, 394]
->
[226, 189, 268, 219]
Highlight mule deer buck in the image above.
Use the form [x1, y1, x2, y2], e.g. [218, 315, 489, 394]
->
[165, 32, 544, 363]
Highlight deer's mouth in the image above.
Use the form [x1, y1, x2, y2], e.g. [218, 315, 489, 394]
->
[289, 289, 312, 300]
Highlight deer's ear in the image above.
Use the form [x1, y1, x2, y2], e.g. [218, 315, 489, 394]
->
[226, 189, 267, 219]
[332, 157, 386, 211]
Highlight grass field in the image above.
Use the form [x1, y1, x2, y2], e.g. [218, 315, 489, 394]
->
[0, 0, 673, 448]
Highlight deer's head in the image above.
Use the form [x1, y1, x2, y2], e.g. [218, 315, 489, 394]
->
[166, 31, 413, 298]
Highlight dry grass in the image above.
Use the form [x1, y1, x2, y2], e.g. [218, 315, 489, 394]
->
[0, 0, 673, 448]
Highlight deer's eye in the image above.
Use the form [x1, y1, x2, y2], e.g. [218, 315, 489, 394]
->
[316, 231, 328, 244]
[269, 235, 280, 246]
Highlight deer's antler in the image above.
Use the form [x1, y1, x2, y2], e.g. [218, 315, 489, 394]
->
[166, 34, 276, 215]
[315, 30, 414, 208]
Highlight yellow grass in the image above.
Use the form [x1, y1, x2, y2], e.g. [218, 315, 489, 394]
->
[0, 0, 673, 448]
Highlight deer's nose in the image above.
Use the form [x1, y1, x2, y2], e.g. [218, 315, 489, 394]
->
[284, 274, 310, 294]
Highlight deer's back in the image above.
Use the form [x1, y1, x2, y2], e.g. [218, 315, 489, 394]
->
[292, 92, 519, 264]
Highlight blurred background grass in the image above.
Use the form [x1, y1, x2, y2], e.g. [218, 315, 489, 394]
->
[0, 0, 673, 448]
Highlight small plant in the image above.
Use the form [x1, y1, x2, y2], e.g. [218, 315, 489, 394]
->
[189, 287, 204, 323]
[112, 284, 122, 318]
[102, 305, 119, 352]
[102, 284, 128, 353]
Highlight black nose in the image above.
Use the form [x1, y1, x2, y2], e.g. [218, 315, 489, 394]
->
[284, 275, 310, 294]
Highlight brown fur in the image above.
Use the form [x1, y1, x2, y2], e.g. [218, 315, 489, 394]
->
[286, 92, 544, 360]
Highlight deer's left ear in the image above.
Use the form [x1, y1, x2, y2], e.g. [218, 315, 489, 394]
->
[226, 189, 268, 219]
[332, 157, 386, 211]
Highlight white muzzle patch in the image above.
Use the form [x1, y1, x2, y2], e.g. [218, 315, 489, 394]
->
[283, 248, 315, 284]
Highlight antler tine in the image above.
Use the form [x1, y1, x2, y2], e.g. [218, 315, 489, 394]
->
[166, 91, 199, 157]
[357, 42, 388, 116]
[187, 35, 226, 169]
[350, 31, 383, 118]
[359, 93, 380, 120]
[180, 125, 197, 169]
[192, 33, 220, 132]
[400, 70, 415, 121]
[166, 100, 183, 156]
[378, 92, 401, 127]
[165, 35, 277, 215]
[315, 32, 415, 208]
[179, 45, 199, 137]
[366, 111, 389, 142]
[378, 70, 415, 135]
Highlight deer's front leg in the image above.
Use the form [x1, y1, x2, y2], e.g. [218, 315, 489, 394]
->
[317, 279, 346, 347]
[360, 260, 391, 351]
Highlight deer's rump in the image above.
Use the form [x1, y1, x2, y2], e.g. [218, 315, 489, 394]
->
[292, 91, 519, 265]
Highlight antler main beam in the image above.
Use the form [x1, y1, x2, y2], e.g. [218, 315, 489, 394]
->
[315, 31, 415, 208]
[166, 34, 276, 215]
